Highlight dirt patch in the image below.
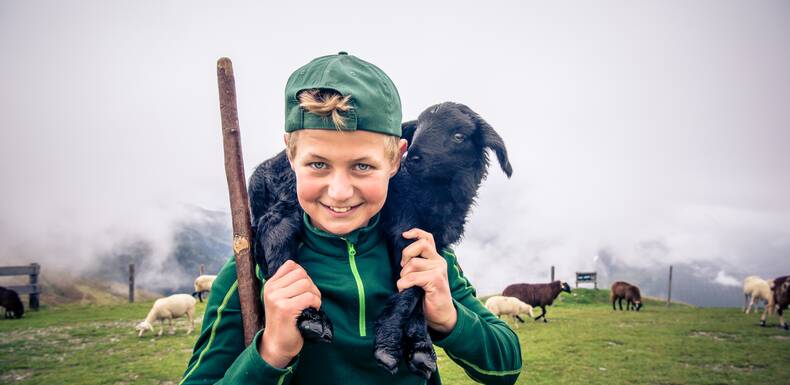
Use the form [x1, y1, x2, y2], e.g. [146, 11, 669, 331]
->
[689, 331, 737, 341]
[605, 339, 624, 346]
[698, 363, 765, 373]
[0, 370, 33, 382]
[770, 335, 790, 341]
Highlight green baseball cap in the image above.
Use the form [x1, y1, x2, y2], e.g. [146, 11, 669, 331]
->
[284, 52, 402, 137]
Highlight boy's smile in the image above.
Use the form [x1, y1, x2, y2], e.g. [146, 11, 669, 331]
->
[288, 129, 403, 236]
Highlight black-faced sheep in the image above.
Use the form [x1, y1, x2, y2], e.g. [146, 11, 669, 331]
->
[760, 275, 790, 330]
[0, 286, 24, 319]
[135, 294, 196, 337]
[502, 281, 571, 323]
[484, 296, 534, 328]
[743, 276, 773, 314]
[247, 102, 512, 379]
[610, 281, 643, 311]
[191, 274, 217, 302]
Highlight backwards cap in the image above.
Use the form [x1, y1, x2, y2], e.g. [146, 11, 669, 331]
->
[284, 52, 402, 137]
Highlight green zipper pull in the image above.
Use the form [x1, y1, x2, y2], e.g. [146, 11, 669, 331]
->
[345, 240, 366, 337]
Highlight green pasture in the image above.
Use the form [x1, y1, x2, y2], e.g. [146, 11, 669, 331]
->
[1, 290, 788, 384]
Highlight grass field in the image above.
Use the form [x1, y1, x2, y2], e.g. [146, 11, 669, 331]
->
[1, 289, 788, 384]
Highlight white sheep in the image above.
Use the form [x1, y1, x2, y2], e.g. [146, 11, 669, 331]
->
[135, 294, 196, 337]
[484, 295, 535, 329]
[192, 274, 217, 302]
[743, 276, 774, 315]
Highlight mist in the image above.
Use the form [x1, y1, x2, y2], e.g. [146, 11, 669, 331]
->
[1, 1, 789, 305]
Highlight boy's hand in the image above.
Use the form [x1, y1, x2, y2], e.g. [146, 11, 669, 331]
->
[397, 228, 458, 334]
[259, 260, 322, 368]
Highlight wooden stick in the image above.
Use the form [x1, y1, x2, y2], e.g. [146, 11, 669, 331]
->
[217, 57, 263, 346]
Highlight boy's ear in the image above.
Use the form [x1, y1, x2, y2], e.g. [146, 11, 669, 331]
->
[390, 139, 408, 177]
[283, 134, 295, 170]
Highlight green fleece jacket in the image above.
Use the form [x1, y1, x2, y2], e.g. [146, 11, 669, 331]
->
[180, 213, 522, 384]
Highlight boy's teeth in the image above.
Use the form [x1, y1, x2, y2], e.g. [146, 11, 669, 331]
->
[330, 206, 351, 213]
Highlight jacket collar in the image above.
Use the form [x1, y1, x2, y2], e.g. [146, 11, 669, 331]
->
[301, 212, 384, 258]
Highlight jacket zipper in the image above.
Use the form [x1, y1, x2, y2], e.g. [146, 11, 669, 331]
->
[343, 239, 366, 337]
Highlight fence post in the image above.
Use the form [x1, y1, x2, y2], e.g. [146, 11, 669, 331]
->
[129, 264, 135, 303]
[550, 265, 555, 281]
[199, 264, 206, 276]
[29, 263, 40, 310]
[667, 265, 673, 307]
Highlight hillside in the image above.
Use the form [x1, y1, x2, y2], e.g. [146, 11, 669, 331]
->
[2, 289, 788, 384]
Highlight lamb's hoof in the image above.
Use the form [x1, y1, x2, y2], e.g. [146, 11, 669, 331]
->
[760, 320, 766, 327]
[297, 307, 333, 343]
[783, 323, 789, 331]
[374, 346, 400, 375]
[406, 341, 437, 379]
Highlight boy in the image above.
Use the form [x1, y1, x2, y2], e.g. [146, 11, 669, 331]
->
[180, 52, 522, 385]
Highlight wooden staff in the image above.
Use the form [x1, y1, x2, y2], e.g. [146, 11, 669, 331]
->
[217, 57, 263, 346]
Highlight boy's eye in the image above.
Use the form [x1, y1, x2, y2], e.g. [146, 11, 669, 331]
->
[355, 163, 371, 171]
[310, 162, 327, 170]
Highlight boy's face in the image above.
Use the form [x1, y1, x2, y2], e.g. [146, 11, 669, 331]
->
[288, 129, 404, 236]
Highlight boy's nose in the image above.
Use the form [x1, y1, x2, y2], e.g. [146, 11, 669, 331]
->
[327, 172, 354, 201]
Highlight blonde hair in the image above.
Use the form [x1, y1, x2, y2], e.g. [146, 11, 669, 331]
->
[286, 88, 401, 163]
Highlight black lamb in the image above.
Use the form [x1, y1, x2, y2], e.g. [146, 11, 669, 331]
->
[0, 286, 24, 319]
[761, 275, 790, 330]
[247, 102, 512, 379]
[372, 102, 512, 378]
[502, 281, 571, 323]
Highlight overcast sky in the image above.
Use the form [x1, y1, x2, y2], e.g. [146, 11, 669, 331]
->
[1, 0, 789, 298]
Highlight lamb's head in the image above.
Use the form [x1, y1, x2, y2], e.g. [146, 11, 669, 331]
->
[634, 301, 643, 311]
[135, 321, 153, 337]
[401, 102, 512, 181]
[561, 282, 572, 293]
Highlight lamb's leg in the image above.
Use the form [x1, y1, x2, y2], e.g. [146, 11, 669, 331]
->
[746, 296, 755, 314]
[261, 210, 334, 343]
[534, 306, 546, 321]
[403, 301, 437, 379]
[760, 306, 768, 327]
[374, 286, 422, 374]
[612, 299, 616, 311]
[158, 321, 164, 337]
[743, 294, 749, 313]
[187, 310, 195, 335]
[618, 298, 623, 311]
[779, 308, 788, 330]
[514, 314, 525, 323]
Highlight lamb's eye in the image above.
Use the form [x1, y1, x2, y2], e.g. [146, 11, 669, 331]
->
[309, 162, 327, 170]
[452, 133, 466, 143]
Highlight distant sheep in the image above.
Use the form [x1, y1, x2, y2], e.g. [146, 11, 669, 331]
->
[760, 275, 790, 330]
[0, 286, 24, 319]
[192, 275, 217, 302]
[136, 294, 196, 337]
[611, 281, 643, 311]
[743, 276, 773, 314]
[502, 281, 571, 323]
[484, 296, 534, 328]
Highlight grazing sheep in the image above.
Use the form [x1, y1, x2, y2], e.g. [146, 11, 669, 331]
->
[743, 276, 773, 314]
[484, 296, 534, 328]
[502, 281, 571, 323]
[191, 275, 217, 302]
[0, 286, 24, 319]
[625, 285, 643, 311]
[135, 294, 196, 337]
[248, 102, 512, 378]
[760, 275, 790, 330]
[611, 281, 643, 311]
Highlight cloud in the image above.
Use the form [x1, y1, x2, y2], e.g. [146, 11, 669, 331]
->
[713, 271, 741, 288]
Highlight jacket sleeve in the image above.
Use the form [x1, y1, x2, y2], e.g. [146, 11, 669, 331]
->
[431, 249, 523, 385]
[179, 257, 299, 385]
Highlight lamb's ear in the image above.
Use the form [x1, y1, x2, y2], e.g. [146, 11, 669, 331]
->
[473, 114, 513, 178]
[401, 120, 417, 147]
